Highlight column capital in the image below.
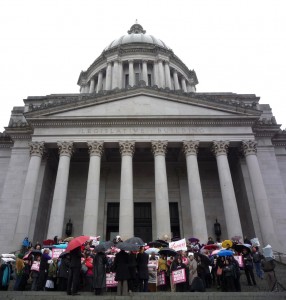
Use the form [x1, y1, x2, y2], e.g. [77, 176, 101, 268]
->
[241, 140, 257, 156]
[119, 141, 135, 157]
[211, 140, 230, 156]
[128, 59, 134, 64]
[57, 141, 74, 157]
[142, 59, 148, 63]
[29, 141, 45, 157]
[182, 140, 199, 156]
[87, 141, 104, 157]
[151, 141, 168, 156]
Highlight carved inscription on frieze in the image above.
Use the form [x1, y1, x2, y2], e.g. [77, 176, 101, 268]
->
[79, 127, 204, 135]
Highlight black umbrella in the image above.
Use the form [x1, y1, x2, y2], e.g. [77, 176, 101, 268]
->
[148, 240, 165, 248]
[232, 244, 251, 254]
[59, 251, 70, 258]
[195, 252, 211, 265]
[158, 247, 177, 257]
[94, 241, 114, 252]
[116, 242, 139, 252]
[125, 237, 145, 246]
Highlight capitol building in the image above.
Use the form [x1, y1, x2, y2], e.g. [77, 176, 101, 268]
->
[0, 23, 285, 253]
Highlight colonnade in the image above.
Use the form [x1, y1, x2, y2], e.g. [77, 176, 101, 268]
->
[13, 139, 276, 246]
[80, 59, 196, 94]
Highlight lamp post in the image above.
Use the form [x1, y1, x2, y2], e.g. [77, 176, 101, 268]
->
[65, 219, 73, 237]
[214, 219, 221, 242]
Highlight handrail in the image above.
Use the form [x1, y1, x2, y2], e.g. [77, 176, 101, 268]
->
[273, 250, 286, 265]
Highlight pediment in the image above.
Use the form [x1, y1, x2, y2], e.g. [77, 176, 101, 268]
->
[31, 94, 250, 119]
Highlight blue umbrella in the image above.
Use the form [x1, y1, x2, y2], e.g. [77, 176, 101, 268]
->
[217, 250, 233, 257]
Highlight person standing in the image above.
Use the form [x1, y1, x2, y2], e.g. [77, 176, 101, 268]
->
[261, 256, 276, 291]
[58, 254, 70, 291]
[114, 250, 130, 296]
[252, 247, 264, 279]
[242, 248, 256, 286]
[136, 246, 149, 292]
[37, 249, 51, 291]
[67, 246, 82, 295]
[188, 253, 198, 290]
[93, 250, 107, 295]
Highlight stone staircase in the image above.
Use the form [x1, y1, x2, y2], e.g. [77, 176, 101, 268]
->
[1, 262, 286, 299]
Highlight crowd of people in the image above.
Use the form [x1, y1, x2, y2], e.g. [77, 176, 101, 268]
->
[0, 235, 278, 294]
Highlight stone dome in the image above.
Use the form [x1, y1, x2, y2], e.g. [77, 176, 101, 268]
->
[104, 23, 170, 51]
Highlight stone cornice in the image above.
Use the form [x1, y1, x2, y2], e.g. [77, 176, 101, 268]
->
[26, 117, 258, 128]
[24, 87, 261, 119]
[272, 130, 286, 146]
[3, 126, 33, 141]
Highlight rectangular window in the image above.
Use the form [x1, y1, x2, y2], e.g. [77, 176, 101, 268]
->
[135, 73, 140, 85]
[125, 74, 129, 88]
[148, 74, 152, 86]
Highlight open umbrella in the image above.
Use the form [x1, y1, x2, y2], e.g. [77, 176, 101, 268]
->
[211, 249, 220, 256]
[195, 253, 211, 265]
[125, 237, 145, 246]
[217, 249, 234, 257]
[52, 243, 68, 249]
[202, 244, 218, 251]
[145, 247, 159, 255]
[232, 244, 251, 254]
[116, 242, 139, 252]
[1, 257, 15, 263]
[222, 240, 233, 249]
[158, 247, 177, 257]
[148, 240, 168, 248]
[188, 237, 199, 243]
[94, 241, 114, 252]
[66, 235, 90, 252]
[42, 239, 54, 246]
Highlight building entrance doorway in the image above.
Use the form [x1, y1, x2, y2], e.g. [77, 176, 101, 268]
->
[134, 203, 152, 243]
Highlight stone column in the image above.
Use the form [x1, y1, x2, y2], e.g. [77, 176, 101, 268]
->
[183, 141, 208, 242]
[89, 78, 95, 93]
[118, 61, 123, 89]
[158, 59, 165, 88]
[173, 70, 180, 90]
[153, 60, 159, 86]
[112, 60, 119, 89]
[241, 140, 278, 247]
[119, 141, 135, 239]
[164, 61, 172, 89]
[142, 60, 148, 85]
[105, 62, 112, 90]
[181, 78, 187, 92]
[128, 60, 135, 87]
[47, 142, 74, 238]
[151, 141, 171, 239]
[211, 141, 243, 238]
[83, 141, 104, 236]
[84, 85, 89, 93]
[96, 71, 103, 93]
[13, 142, 45, 244]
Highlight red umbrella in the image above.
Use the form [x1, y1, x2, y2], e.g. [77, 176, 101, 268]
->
[66, 235, 90, 252]
[203, 244, 219, 250]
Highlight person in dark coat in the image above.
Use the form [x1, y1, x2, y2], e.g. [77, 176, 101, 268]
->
[58, 254, 70, 291]
[37, 249, 51, 291]
[93, 251, 107, 295]
[128, 252, 138, 292]
[67, 246, 82, 295]
[136, 246, 149, 292]
[242, 248, 256, 286]
[171, 255, 187, 292]
[114, 250, 130, 296]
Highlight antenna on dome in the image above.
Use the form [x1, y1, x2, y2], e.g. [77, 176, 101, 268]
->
[135, 19, 138, 24]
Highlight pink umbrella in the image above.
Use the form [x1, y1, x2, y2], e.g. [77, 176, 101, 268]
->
[211, 249, 220, 256]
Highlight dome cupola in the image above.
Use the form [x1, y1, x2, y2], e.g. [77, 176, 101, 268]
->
[78, 23, 198, 94]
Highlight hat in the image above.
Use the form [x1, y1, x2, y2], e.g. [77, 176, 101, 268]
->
[188, 252, 194, 256]
[17, 253, 24, 259]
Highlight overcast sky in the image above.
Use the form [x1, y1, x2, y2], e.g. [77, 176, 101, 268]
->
[0, 0, 285, 132]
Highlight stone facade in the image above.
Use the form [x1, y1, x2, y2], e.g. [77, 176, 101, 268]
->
[0, 24, 286, 253]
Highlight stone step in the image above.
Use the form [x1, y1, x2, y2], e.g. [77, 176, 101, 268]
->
[1, 291, 286, 300]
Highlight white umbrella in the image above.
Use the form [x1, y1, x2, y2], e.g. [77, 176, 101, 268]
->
[145, 248, 159, 254]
